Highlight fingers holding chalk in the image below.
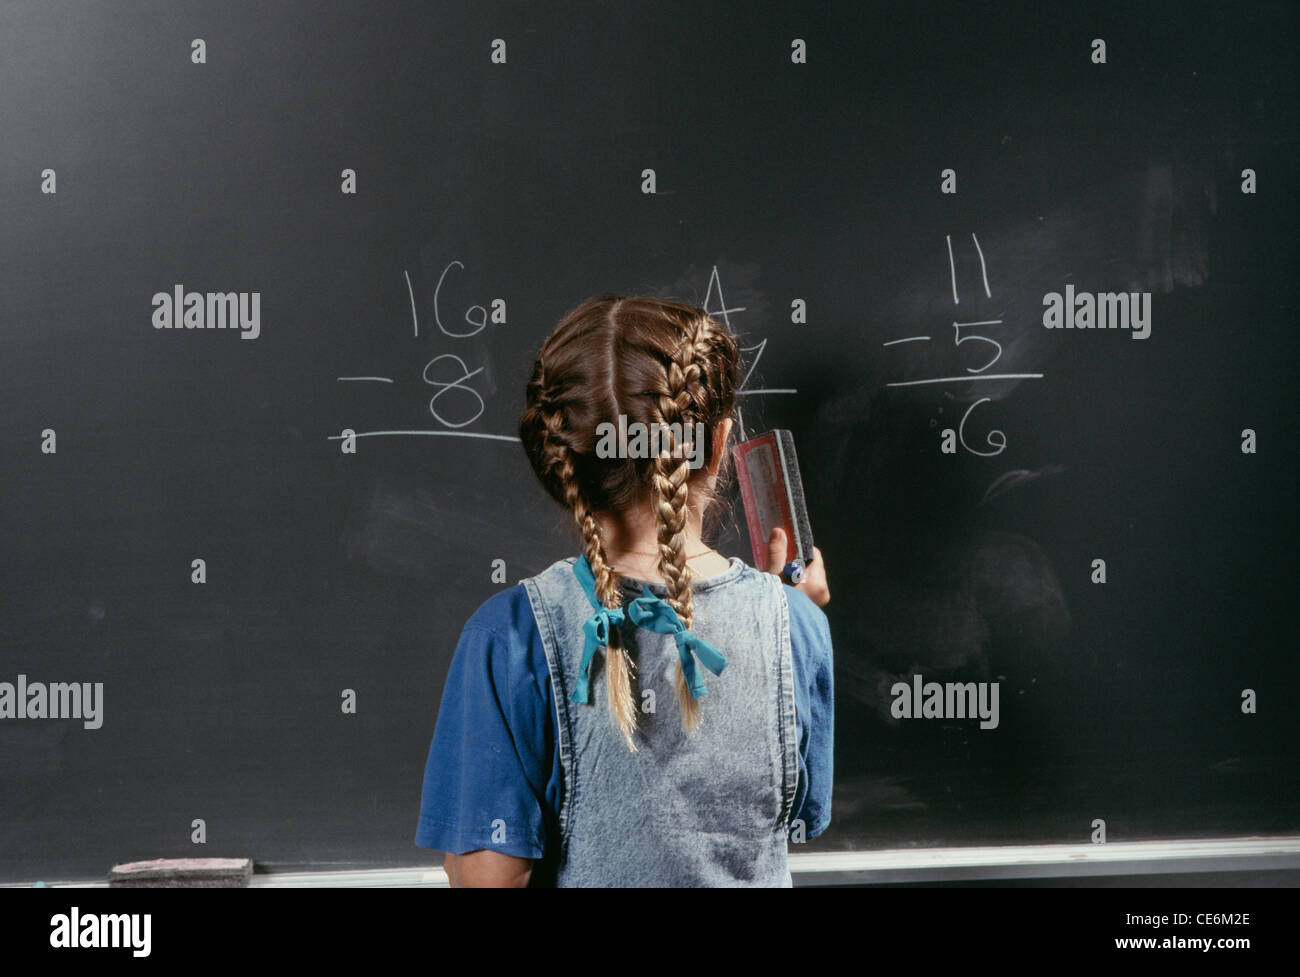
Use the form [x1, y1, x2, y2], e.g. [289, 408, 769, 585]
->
[766, 529, 830, 607]
[800, 545, 830, 607]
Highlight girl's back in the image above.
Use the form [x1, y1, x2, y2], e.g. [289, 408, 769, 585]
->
[524, 555, 797, 886]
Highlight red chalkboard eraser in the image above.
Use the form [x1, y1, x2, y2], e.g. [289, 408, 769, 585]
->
[732, 429, 814, 577]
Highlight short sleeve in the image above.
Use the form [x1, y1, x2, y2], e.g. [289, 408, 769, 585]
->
[415, 588, 554, 860]
[785, 585, 834, 839]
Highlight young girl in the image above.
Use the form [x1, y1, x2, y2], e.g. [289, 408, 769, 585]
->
[415, 294, 833, 887]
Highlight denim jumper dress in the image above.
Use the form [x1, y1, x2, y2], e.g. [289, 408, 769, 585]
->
[522, 554, 799, 887]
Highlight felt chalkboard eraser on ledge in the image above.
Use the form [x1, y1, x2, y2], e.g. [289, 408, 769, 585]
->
[108, 857, 252, 888]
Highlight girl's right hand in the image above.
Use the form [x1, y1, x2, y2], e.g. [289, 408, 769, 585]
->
[766, 528, 830, 607]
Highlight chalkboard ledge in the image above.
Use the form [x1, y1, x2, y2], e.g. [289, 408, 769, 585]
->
[9, 838, 1299, 888]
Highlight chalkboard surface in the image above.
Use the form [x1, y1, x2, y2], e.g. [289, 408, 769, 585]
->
[2, 0, 1297, 883]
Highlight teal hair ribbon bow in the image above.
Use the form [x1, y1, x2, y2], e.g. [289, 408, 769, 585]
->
[624, 584, 729, 700]
[570, 556, 728, 704]
[571, 555, 628, 706]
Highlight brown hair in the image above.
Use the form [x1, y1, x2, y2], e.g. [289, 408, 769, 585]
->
[518, 294, 741, 749]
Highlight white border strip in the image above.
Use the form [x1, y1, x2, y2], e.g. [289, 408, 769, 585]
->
[787, 837, 1300, 885]
[11, 837, 1300, 888]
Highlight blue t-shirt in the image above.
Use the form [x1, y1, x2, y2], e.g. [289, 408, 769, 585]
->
[415, 570, 833, 873]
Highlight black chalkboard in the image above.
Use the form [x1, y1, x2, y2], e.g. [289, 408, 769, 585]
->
[2, 0, 1297, 883]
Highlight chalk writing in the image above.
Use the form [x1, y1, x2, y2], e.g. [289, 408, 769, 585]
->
[885, 233, 1046, 455]
[331, 260, 516, 444]
[697, 264, 796, 442]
